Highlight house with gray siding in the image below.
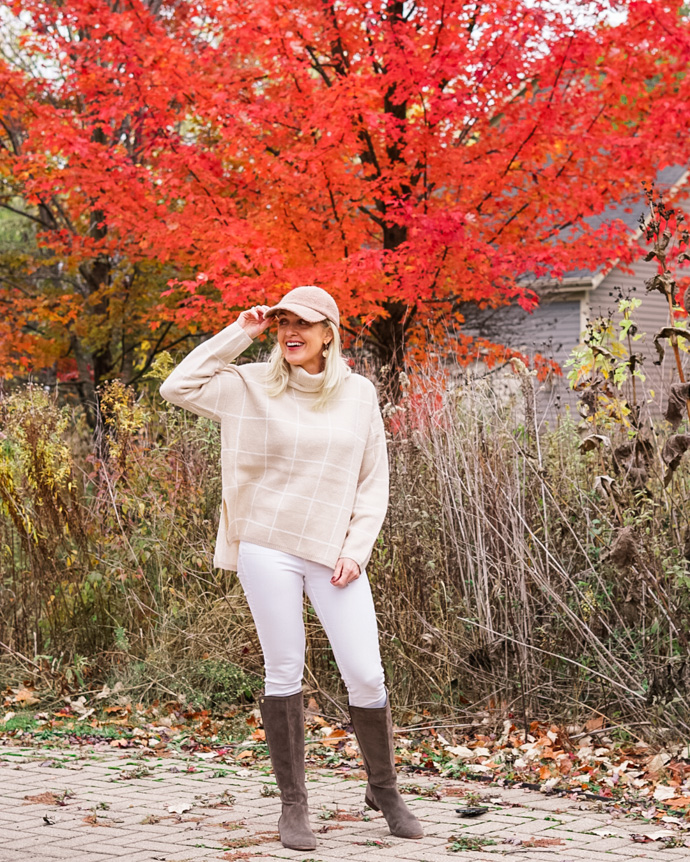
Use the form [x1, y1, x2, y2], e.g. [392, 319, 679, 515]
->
[485, 163, 689, 422]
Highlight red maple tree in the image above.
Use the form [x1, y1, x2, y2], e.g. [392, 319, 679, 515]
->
[1, 0, 689, 415]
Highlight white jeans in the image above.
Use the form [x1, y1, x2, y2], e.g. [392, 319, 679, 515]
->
[237, 542, 386, 707]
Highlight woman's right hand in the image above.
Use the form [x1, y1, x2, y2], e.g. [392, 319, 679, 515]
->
[237, 305, 272, 339]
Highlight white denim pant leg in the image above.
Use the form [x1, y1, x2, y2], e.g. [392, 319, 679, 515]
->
[237, 541, 386, 707]
[237, 542, 306, 698]
[302, 553, 386, 707]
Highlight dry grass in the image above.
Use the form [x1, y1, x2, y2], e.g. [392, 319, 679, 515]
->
[1, 358, 689, 738]
[372, 362, 690, 738]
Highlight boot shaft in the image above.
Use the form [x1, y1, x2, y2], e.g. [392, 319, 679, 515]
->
[349, 700, 424, 839]
[259, 692, 308, 805]
[349, 701, 397, 790]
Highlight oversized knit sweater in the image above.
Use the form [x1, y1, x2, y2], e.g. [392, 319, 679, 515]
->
[159, 322, 389, 572]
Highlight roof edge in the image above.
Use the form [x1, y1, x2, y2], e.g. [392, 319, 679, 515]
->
[536, 166, 690, 291]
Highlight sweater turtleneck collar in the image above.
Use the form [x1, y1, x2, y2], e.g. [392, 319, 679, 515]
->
[287, 364, 326, 392]
[287, 362, 352, 393]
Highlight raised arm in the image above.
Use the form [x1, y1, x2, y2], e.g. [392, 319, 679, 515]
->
[159, 306, 271, 422]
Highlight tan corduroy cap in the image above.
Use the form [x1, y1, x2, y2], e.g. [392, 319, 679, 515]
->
[264, 285, 340, 327]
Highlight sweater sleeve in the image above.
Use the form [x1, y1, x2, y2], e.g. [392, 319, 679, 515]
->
[159, 322, 254, 422]
[339, 392, 390, 571]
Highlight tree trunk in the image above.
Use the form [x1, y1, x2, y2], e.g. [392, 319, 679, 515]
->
[365, 0, 414, 390]
[73, 125, 114, 428]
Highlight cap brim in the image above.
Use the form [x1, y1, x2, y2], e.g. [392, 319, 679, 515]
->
[264, 302, 326, 323]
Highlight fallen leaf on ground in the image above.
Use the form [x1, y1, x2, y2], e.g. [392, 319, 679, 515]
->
[653, 785, 677, 801]
[320, 728, 348, 745]
[24, 792, 59, 805]
[222, 832, 278, 850]
[523, 837, 565, 847]
[646, 751, 672, 775]
[631, 830, 675, 842]
[9, 688, 40, 707]
[355, 839, 391, 847]
[666, 796, 690, 809]
[167, 801, 193, 814]
[319, 808, 365, 821]
[445, 745, 474, 759]
[82, 814, 115, 827]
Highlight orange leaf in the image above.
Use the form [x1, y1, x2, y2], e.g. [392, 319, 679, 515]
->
[324, 729, 348, 740]
[666, 796, 690, 809]
[13, 688, 40, 707]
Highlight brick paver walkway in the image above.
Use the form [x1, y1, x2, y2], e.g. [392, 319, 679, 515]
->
[0, 744, 686, 862]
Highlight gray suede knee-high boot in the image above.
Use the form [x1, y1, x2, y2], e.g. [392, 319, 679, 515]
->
[349, 699, 424, 839]
[259, 692, 316, 851]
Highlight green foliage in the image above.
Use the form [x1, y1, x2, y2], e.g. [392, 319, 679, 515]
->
[185, 660, 262, 708]
[448, 835, 497, 852]
[564, 297, 646, 429]
[0, 380, 243, 694]
[3, 712, 36, 732]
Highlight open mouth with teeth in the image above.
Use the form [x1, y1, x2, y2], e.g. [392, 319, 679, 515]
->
[285, 341, 304, 350]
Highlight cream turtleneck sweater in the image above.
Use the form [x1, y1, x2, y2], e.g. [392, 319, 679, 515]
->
[159, 322, 389, 572]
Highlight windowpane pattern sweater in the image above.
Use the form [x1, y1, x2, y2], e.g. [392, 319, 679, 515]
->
[159, 322, 389, 572]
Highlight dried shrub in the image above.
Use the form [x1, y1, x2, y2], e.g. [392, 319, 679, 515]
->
[1, 338, 689, 740]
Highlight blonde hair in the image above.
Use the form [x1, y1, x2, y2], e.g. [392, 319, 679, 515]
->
[265, 321, 347, 410]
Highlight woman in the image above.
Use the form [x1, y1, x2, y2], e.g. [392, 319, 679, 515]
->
[159, 285, 423, 850]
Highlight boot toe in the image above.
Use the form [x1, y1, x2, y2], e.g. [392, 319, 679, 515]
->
[390, 817, 424, 839]
[278, 807, 317, 850]
[368, 787, 424, 839]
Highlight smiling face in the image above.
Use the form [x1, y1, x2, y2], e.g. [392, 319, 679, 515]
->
[276, 310, 333, 375]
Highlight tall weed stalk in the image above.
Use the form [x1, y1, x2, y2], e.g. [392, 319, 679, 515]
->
[377, 367, 689, 737]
